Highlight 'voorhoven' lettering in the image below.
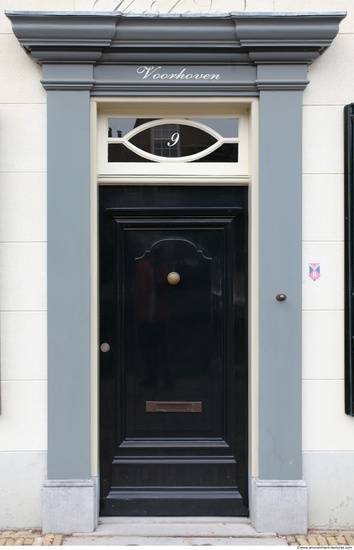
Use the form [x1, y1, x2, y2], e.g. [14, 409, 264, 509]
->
[137, 66, 221, 81]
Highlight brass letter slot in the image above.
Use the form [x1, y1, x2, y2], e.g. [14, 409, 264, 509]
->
[146, 401, 202, 413]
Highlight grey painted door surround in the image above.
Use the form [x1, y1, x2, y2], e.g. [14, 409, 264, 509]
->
[7, 10, 345, 534]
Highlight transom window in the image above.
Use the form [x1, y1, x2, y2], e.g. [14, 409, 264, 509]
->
[97, 106, 249, 180]
[107, 118, 239, 163]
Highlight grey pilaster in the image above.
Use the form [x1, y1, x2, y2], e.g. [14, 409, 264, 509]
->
[249, 64, 307, 534]
[43, 66, 96, 533]
[257, 65, 307, 481]
[45, 65, 93, 481]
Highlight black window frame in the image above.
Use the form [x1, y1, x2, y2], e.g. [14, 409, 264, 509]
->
[345, 103, 354, 415]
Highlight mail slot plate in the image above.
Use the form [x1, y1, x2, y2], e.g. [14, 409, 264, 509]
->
[146, 401, 202, 413]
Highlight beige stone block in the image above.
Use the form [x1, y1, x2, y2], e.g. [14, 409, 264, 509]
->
[240, 0, 274, 9]
[0, 35, 45, 104]
[302, 310, 344, 381]
[303, 174, 343, 243]
[0, 243, 46, 311]
[304, 35, 354, 106]
[0, 104, 46, 174]
[303, 381, 354, 451]
[305, 453, 354, 527]
[0, 452, 46, 528]
[0, 173, 46, 243]
[0, 104, 46, 172]
[0, 382, 46, 451]
[0, 311, 47, 381]
[1, 0, 75, 33]
[74, 0, 246, 12]
[273, 0, 353, 35]
[302, 241, 344, 311]
[303, 106, 344, 175]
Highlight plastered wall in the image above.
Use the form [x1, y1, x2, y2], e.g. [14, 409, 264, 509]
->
[0, 0, 353, 529]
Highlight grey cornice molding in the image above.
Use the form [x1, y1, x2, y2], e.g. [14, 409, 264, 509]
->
[6, 11, 120, 64]
[232, 13, 346, 64]
[6, 11, 346, 93]
[6, 11, 346, 65]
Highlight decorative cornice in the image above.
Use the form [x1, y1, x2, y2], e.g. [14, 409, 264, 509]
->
[6, 11, 346, 93]
[6, 11, 119, 64]
[233, 13, 346, 64]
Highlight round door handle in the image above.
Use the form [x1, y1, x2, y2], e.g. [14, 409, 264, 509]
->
[100, 343, 111, 353]
[276, 294, 287, 302]
[167, 272, 180, 285]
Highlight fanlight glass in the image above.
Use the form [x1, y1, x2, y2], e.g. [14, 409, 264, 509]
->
[107, 118, 239, 163]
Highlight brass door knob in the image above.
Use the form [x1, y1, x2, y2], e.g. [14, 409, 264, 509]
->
[167, 272, 180, 285]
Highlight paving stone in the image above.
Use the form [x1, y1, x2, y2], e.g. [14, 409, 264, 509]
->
[0, 540, 6, 547]
[336, 534, 347, 545]
[15, 534, 36, 540]
[5, 541, 14, 547]
[52, 537, 63, 547]
[345, 533, 354, 546]
[326, 536, 339, 546]
[316, 535, 328, 545]
[307, 535, 318, 545]
[295, 536, 309, 546]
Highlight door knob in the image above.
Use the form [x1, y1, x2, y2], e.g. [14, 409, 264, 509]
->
[167, 272, 180, 285]
[100, 343, 110, 352]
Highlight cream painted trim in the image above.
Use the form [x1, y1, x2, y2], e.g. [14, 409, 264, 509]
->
[248, 98, 259, 478]
[90, 96, 260, 480]
[98, 175, 250, 185]
[90, 100, 99, 478]
[97, 97, 254, 109]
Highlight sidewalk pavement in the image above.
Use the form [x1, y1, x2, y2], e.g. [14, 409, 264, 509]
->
[0, 532, 63, 546]
[2, 519, 354, 546]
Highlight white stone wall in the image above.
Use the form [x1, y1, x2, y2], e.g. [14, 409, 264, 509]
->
[298, 0, 354, 529]
[0, 0, 49, 529]
[0, 0, 353, 530]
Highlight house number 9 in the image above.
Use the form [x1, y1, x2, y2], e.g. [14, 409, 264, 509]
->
[167, 133, 180, 147]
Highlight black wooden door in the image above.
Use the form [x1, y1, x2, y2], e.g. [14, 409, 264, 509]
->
[99, 186, 248, 516]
